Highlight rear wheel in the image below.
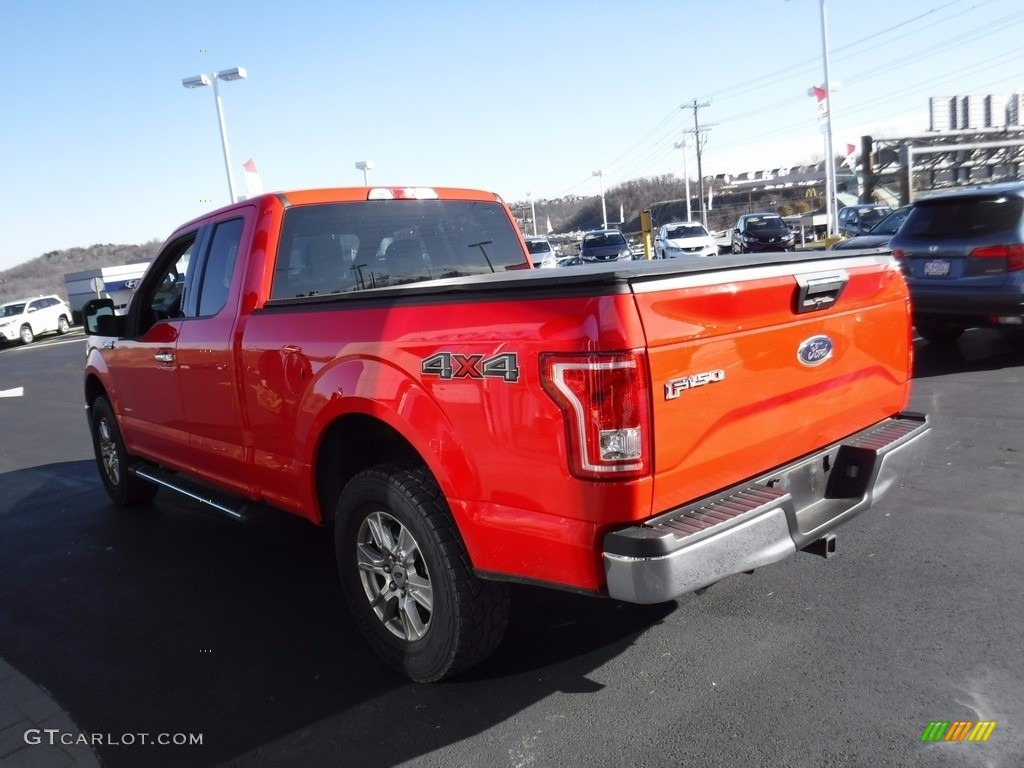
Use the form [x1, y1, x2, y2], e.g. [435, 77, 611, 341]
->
[90, 396, 158, 505]
[57, 315, 71, 334]
[335, 464, 510, 682]
[916, 322, 965, 345]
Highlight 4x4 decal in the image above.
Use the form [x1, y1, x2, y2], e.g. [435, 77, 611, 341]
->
[421, 352, 520, 382]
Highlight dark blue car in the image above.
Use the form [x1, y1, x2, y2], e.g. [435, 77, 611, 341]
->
[889, 181, 1024, 344]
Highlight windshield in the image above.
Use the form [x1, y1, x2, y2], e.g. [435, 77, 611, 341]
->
[900, 195, 1024, 240]
[583, 231, 627, 247]
[858, 208, 891, 226]
[871, 207, 911, 235]
[2, 303, 26, 317]
[525, 240, 551, 254]
[665, 224, 708, 239]
[744, 216, 787, 232]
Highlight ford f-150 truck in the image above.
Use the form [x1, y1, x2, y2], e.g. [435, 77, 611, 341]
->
[82, 186, 929, 682]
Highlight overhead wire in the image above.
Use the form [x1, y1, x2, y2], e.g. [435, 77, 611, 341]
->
[554, 0, 1024, 199]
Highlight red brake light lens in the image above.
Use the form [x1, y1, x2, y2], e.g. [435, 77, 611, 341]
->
[541, 351, 652, 480]
[970, 244, 1024, 271]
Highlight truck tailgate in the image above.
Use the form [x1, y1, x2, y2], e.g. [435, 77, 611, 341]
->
[633, 253, 912, 514]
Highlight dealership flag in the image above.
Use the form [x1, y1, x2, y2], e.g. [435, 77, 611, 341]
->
[813, 85, 828, 131]
[546, 216, 553, 234]
[844, 143, 857, 170]
[707, 183, 714, 210]
[242, 158, 263, 197]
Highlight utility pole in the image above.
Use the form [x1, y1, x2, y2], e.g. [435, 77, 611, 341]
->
[681, 99, 714, 229]
[673, 139, 692, 221]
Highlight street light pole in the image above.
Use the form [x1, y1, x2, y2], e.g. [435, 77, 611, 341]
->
[819, 0, 838, 237]
[593, 169, 609, 229]
[527, 191, 537, 237]
[674, 140, 692, 222]
[355, 160, 374, 185]
[182, 67, 247, 204]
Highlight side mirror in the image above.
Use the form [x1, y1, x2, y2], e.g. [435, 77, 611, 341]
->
[83, 298, 123, 336]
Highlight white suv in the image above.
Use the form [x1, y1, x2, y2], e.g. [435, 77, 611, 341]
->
[0, 295, 73, 344]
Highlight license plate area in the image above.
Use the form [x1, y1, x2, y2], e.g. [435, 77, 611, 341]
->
[923, 259, 950, 276]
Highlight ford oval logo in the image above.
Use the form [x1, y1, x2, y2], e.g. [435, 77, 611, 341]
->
[797, 335, 833, 367]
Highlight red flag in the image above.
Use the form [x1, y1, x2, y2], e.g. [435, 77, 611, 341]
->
[812, 86, 828, 130]
[242, 158, 263, 197]
[844, 144, 857, 171]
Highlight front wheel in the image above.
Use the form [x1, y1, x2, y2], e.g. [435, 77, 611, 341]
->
[90, 396, 158, 506]
[19, 325, 34, 344]
[335, 464, 510, 682]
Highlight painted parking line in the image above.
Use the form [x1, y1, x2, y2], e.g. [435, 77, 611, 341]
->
[0, 387, 25, 398]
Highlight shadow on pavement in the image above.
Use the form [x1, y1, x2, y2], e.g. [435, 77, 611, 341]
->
[0, 461, 674, 768]
[912, 330, 1024, 379]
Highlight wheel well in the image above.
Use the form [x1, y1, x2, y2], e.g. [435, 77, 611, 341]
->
[84, 375, 108, 411]
[315, 414, 423, 522]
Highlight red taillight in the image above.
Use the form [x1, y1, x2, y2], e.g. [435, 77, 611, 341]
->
[970, 244, 1024, 271]
[541, 351, 651, 480]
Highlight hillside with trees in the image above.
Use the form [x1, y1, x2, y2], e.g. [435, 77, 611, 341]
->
[0, 242, 161, 305]
[511, 175, 822, 242]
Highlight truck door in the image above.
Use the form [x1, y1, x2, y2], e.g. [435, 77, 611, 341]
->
[103, 233, 197, 472]
[175, 214, 255, 497]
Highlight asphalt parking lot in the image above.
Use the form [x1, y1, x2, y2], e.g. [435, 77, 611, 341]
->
[1, 329, 1022, 768]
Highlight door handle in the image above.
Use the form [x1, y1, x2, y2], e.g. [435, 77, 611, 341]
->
[154, 352, 174, 364]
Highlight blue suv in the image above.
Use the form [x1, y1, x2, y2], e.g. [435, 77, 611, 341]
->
[889, 181, 1024, 344]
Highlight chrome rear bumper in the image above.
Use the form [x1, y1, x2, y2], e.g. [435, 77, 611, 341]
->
[603, 412, 930, 604]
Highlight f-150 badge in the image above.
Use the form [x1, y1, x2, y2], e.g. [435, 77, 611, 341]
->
[665, 369, 725, 399]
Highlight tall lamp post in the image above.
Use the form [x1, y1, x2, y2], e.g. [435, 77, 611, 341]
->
[818, 0, 838, 236]
[182, 67, 248, 204]
[673, 140, 692, 222]
[593, 169, 609, 229]
[355, 160, 374, 185]
[526, 191, 538, 236]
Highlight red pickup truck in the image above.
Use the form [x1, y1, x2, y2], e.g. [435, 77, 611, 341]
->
[83, 187, 929, 681]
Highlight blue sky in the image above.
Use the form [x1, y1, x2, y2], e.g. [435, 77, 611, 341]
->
[1, 0, 1022, 270]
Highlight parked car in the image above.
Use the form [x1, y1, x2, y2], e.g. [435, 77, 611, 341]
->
[888, 181, 1024, 344]
[654, 221, 718, 259]
[831, 205, 911, 251]
[0, 295, 73, 345]
[524, 235, 557, 268]
[552, 254, 585, 268]
[579, 229, 632, 262]
[837, 204, 893, 238]
[731, 213, 795, 253]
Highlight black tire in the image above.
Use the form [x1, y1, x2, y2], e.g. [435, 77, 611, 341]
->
[57, 315, 71, 334]
[335, 464, 511, 682]
[19, 325, 34, 344]
[916, 323, 964, 345]
[89, 396, 158, 506]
